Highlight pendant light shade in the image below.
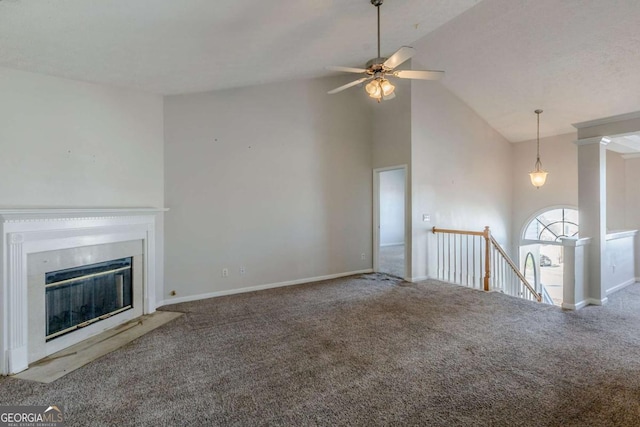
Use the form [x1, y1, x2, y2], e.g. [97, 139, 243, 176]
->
[529, 109, 548, 188]
[529, 168, 548, 188]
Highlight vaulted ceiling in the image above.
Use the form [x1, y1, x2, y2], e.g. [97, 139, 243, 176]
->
[412, 0, 640, 142]
[2, 0, 639, 142]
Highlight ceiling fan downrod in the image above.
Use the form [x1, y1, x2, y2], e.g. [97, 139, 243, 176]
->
[371, 0, 383, 58]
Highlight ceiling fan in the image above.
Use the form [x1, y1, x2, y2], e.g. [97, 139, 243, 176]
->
[327, 0, 444, 102]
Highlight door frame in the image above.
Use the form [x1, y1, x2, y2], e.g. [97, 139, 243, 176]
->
[373, 165, 409, 279]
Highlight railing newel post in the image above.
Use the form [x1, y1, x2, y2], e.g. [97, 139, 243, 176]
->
[483, 226, 491, 292]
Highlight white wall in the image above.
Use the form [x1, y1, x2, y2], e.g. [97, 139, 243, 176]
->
[604, 233, 636, 295]
[410, 79, 513, 280]
[606, 151, 626, 231]
[164, 76, 372, 300]
[511, 133, 578, 245]
[379, 169, 405, 246]
[0, 66, 165, 302]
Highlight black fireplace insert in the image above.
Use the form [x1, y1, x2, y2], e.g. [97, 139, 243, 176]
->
[45, 257, 133, 341]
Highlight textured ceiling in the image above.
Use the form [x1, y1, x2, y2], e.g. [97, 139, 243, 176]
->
[608, 134, 640, 155]
[412, 0, 640, 142]
[2, 0, 640, 142]
[0, 0, 480, 95]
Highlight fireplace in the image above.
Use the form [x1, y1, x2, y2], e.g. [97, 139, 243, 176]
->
[45, 257, 133, 341]
[0, 208, 162, 375]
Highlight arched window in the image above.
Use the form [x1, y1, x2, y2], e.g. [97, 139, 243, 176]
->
[523, 208, 579, 242]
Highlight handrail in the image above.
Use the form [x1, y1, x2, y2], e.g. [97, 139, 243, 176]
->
[490, 236, 541, 302]
[431, 227, 485, 237]
[432, 225, 542, 303]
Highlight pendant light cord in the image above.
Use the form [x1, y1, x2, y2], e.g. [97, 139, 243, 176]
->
[535, 109, 543, 169]
[536, 112, 540, 163]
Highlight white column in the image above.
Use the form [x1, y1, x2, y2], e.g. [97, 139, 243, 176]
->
[144, 222, 157, 315]
[576, 137, 608, 304]
[6, 233, 29, 374]
[561, 237, 591, 310]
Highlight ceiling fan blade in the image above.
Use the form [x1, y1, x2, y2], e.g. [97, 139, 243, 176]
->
[326, 66, 369, 74]
[327, 77, 371, 94]
[383, 46, 415, 69]
[394, 69, 445, 80]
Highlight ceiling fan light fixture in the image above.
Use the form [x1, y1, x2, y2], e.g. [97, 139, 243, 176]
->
[380, 79, 395, 96]
[369, 88, 382, 100]
[365, 80, 379, 95]
[366, 80, 383, 100]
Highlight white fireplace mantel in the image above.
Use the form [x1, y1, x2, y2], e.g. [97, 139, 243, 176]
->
[0, 208, 166, 375]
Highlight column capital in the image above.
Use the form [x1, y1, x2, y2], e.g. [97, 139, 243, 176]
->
[9, 233, 24, 244]
[574, 136, 611, 146]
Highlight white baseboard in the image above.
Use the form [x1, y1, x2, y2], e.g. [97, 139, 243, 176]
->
[157, 269, 374, 307]
[407, 276, 429, 283]
[564, 297, 609, 310]
[380, 242, 404, 247]
[561, 300, 588, 310]
[606, 278, 637, 296]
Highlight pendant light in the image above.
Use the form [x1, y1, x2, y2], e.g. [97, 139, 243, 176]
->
[529, 109, 548, 188]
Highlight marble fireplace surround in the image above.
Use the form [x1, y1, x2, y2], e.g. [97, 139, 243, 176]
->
[0, 208, 163, 375]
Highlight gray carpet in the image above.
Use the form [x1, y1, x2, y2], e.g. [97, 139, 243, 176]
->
[2, 274, 640, 426]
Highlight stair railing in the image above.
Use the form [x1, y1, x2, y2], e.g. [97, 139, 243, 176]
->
[432, 226, 542, 302]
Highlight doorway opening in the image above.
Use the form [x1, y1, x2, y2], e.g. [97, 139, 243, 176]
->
[520, 207, 579, 306]
[374, 166, 407, 279]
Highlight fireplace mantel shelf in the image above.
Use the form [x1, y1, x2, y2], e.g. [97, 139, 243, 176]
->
[0, 207, 168, 218]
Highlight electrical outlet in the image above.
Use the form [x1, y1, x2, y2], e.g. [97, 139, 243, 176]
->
[423, 214, 431, 222]
[222, 268, 229, 278]
[361, 253, 366, 260]
[240, 267, 246, 275]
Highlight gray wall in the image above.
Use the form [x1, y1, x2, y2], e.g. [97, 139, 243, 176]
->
[372, 78, 412, 275]
[164, 76, 373, 300]
[511, 133, 578, 244]
[626, 158, 640, 232]
[0, 66, 165, 302]
[372, 79, 412, 170]
[577, 117, 640, 281]
[0, 67, 164, 207]
[410, 79, 514, 280]
[606, 151, 626, 231]
[625, 158, 640, 278]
